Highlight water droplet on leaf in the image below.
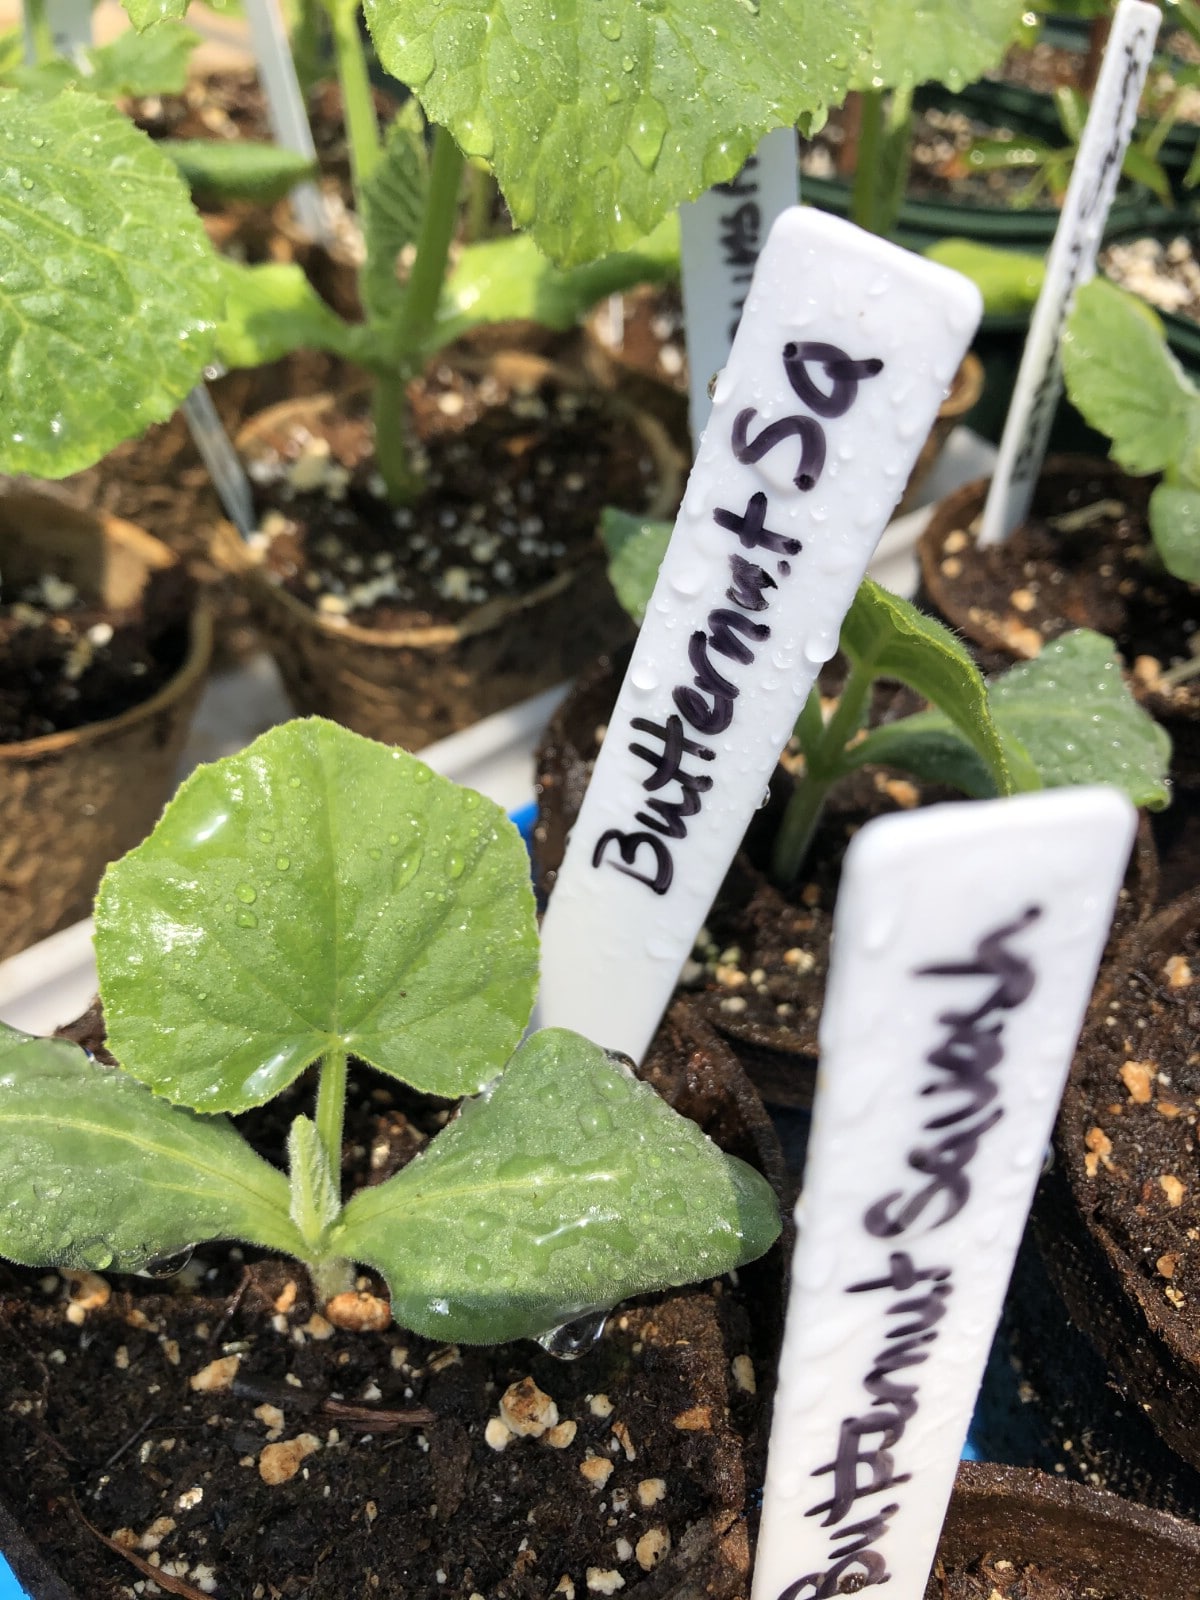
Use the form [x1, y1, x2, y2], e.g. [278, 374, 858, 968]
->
[535, 1311, 608, 1359]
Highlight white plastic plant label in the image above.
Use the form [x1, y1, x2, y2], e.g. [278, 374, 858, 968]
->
[679, 126, 799, 445]
[244, 0, 335, 244]
[751, 786, 1136, 1600]
[979, 0, 1160, 546]
[535, 206, 981, 1062]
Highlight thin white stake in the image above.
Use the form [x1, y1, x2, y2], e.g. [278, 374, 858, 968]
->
[751, 787, 1135, 1600]
[22, 0, 89, 60]
[679, 127, 799, 447]
[182, 386, 257, 539]
[244, 0, 336, 246]
[978, 0, 1159, 546]
[534, 208, 981, 1062]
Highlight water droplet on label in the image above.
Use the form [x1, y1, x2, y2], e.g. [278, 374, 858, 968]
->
[236, 883, 257, 905]
[628, 93, 667, 170]
[630, 658, 659, 692]
[535, 1311, 608, 1359]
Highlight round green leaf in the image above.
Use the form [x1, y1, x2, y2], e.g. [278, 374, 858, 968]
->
[0, 1021, 303, 1272]
[96, 718, 538, 1113]
[362, 0, 867, 266]
[853, 0, 1028, 93]
[333, 1028, 781, 1343]
[0, 88, 222, 477]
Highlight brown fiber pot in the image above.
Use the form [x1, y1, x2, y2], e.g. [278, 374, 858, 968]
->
[215, 354, 682, 751]
[0, 492, 211, 961]
[933, 1461, 1200, 1596]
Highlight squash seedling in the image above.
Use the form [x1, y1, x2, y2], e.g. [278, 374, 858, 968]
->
[0, 719, 780, 1344]
[601, 509, 1172, 880]
[1062, 274, 1200, 590]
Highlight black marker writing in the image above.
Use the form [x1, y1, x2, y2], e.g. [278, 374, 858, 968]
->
[592, 339, 883, 895]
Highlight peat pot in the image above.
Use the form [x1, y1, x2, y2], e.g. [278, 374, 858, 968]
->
[0, 490, 211, 960]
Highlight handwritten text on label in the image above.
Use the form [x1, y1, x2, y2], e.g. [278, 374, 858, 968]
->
[591, 340, 884, 896]
[782, 909, 1041, 1598]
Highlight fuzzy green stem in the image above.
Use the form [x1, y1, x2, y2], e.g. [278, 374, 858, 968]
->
[850, 87, 912, 240]
[371, 370, 425, 502]
[771, 663, 875, 885]
[308, 1253, 357, 1305]
[315, 1044, 348, 1190]
[391, 125, 466, 375]
[463, 163, 498, 244]
[291, 0, 327, 98]
[325, 0, 381, 206]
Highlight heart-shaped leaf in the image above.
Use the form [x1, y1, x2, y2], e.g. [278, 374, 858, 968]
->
[332, 1028, 781, 1343]
[839, 578, 1015, 795]
[853, 0, 1027, 93]
[96, 719, 538, 1113]
[0, 1022, 303, 1272]
[160, 138, 318, 204]
[215, 260, 366, 370]
[0, 89, 223, 477]
[847, 631, 1173, 810]
[362, 0, 866, 266]
[599, 509, 672, 625]
[434, 217, 678, 355]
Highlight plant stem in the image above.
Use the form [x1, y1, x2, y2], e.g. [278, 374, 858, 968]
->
[315, 1044, 348, 1194]
[309, 1253, 357, 1304]
[25, 0, 56, 66]
[850, 87, 913, 240]
[392, 125, 466, 375]
[325, 0, 381, 206]
[370, 125, 466, 501]
[771, 662, 875, 885]
[463, 163, 498, 243]
[850, 90, 884, 233]
[292, 0, 327, 98]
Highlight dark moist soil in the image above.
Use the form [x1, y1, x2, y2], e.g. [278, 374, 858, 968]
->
[1061, 919, 1200, 1365]
[926, 1552, 1118, 1599]
[0, 560, 194, 743]
[247, 360, 665, 629]
[589, 288, 686, 396]
[0, 1005, 777, 1600]
[927, 470, 1199, 677]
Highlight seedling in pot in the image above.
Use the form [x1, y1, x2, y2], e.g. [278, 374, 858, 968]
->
[603, 509, 1172, 881]
[1062, 274, 1200, 595]
[0, 718, 779, 1344]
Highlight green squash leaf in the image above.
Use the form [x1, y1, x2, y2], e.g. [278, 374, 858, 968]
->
[332, 1028, 781, 1344]
[1150, 483, 1200, 585]
[839, 578, 1014, 795]
[123, 0, 191, 31]
[599, 509, 671, 625]
[160, 138, 318, 203]
[852, 0, 1028, 93]
[361, 104, 429, 323]
[847, 631, 1173, 810]
[95, 719, 539, 1113]
[83, 21, 200, 97]
[922, 238, 1044, 318]
[0, 89, 222, 477]
[434, 216, 679, 352]
[1062, 277, 1198, 477]
[363, 0, 866, 266]
[0, 1021, 303, 1272]
[214, 260, 363, 370]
